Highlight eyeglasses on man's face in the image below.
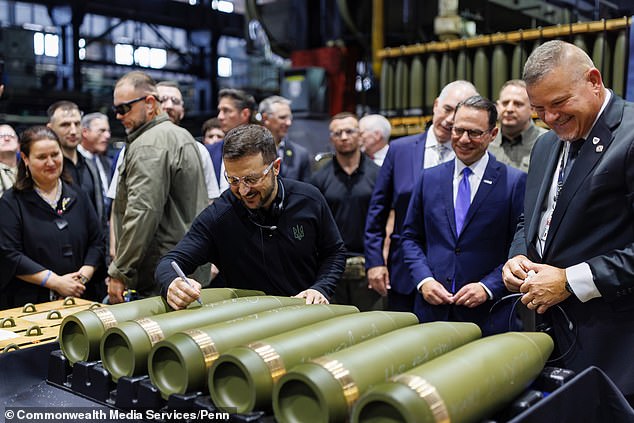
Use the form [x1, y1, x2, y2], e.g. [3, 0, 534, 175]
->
[112, 96, 147, 115]
[158, 96, 183, 106]
[330, 128, 359, 139]
[225, 159, 276, 188]
[451, 126, 492, 141]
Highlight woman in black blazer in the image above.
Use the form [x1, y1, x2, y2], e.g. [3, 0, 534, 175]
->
[0, 126, 104, 309]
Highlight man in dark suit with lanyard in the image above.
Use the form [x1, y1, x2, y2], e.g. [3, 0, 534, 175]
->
[503, 40, 634, 404]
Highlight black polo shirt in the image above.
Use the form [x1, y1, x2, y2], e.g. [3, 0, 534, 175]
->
[310, 154, 380, 256]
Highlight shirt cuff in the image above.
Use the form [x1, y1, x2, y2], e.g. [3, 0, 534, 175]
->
[417, 277, 435, 292]
[565, 262, 601, 302]
[479, 282, 493, 300]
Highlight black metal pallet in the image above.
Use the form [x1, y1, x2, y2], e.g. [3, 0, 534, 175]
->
[47, 349, 276, 422]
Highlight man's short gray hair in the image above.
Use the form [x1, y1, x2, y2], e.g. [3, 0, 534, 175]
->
[359, 114, 391, 141]
[258, 95, 291, 115]
[523, 40, 594, 86]
[81, 112, 108, 129]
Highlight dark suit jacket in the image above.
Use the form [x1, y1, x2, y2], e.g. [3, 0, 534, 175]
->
[402, 154, 526, 334]
[279, 139, 312, 182]
[0, 182, 104, 309]
[65, 154, 105, 226]
[207, 141, 224, 185]
[364, 132, 427, 296]
[98, 154, 113, 186]
[509, 93, 634, 396]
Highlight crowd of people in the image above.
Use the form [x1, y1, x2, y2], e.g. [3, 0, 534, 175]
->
[0, 40, 633, 404]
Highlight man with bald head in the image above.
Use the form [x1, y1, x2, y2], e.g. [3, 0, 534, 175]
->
[502, 40, 634, 404]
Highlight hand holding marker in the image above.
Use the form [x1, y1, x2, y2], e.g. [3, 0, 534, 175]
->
[171, 261, 203, 305]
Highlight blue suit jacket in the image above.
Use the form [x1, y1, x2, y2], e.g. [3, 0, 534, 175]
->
[206, 140, 224, 184]
[279, 139, 312, 182]
[402, 154, 526, 333]
[364, 132, 427, 295]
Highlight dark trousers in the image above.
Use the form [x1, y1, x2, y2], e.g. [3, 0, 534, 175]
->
[333, 275, 386, 312]
[387, 290, 416, 313]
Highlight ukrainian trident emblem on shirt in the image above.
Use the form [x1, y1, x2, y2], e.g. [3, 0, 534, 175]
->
[292, 224, 304, 240]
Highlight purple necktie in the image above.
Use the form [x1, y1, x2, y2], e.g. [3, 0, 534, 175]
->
[455, 167, 472, 234]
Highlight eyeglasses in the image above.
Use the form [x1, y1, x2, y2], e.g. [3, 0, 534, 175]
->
[0, 133, 17, 139]
[330, 128, 359, 138]
[225, 159, 276, 188]
[112, 96, 147, 115]
[451, 126, 492, 141]
[158, 96, 183, 106]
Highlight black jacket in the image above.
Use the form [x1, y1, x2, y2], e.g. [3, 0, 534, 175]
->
[0, 182, 104, 309]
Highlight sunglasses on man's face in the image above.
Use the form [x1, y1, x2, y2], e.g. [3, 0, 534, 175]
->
[112, 96, 147, 115]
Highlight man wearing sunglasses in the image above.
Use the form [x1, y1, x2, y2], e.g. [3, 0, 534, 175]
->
[401, 95, 526, 335]
[156, 124, 346, 310]
[107, 71, 209, 304]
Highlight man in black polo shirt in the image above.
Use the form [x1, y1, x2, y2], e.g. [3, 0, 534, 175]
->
[156, 124, 346, 310]
[311, 112, 383, 311]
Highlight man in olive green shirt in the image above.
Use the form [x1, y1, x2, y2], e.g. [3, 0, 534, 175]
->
[107, 71, 208, 303]
[488, 79, 547, 172]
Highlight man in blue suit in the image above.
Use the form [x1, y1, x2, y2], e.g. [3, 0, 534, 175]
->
[402, 96, 526, 334]
[364, 80, 478, 312]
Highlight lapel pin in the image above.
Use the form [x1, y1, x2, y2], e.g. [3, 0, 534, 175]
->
[483, 179, 493, 185]
[592, 137, 600, 145]
[596, 145, 604, 153]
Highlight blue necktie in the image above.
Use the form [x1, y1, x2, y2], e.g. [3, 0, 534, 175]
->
[455, 167, 472, 234]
